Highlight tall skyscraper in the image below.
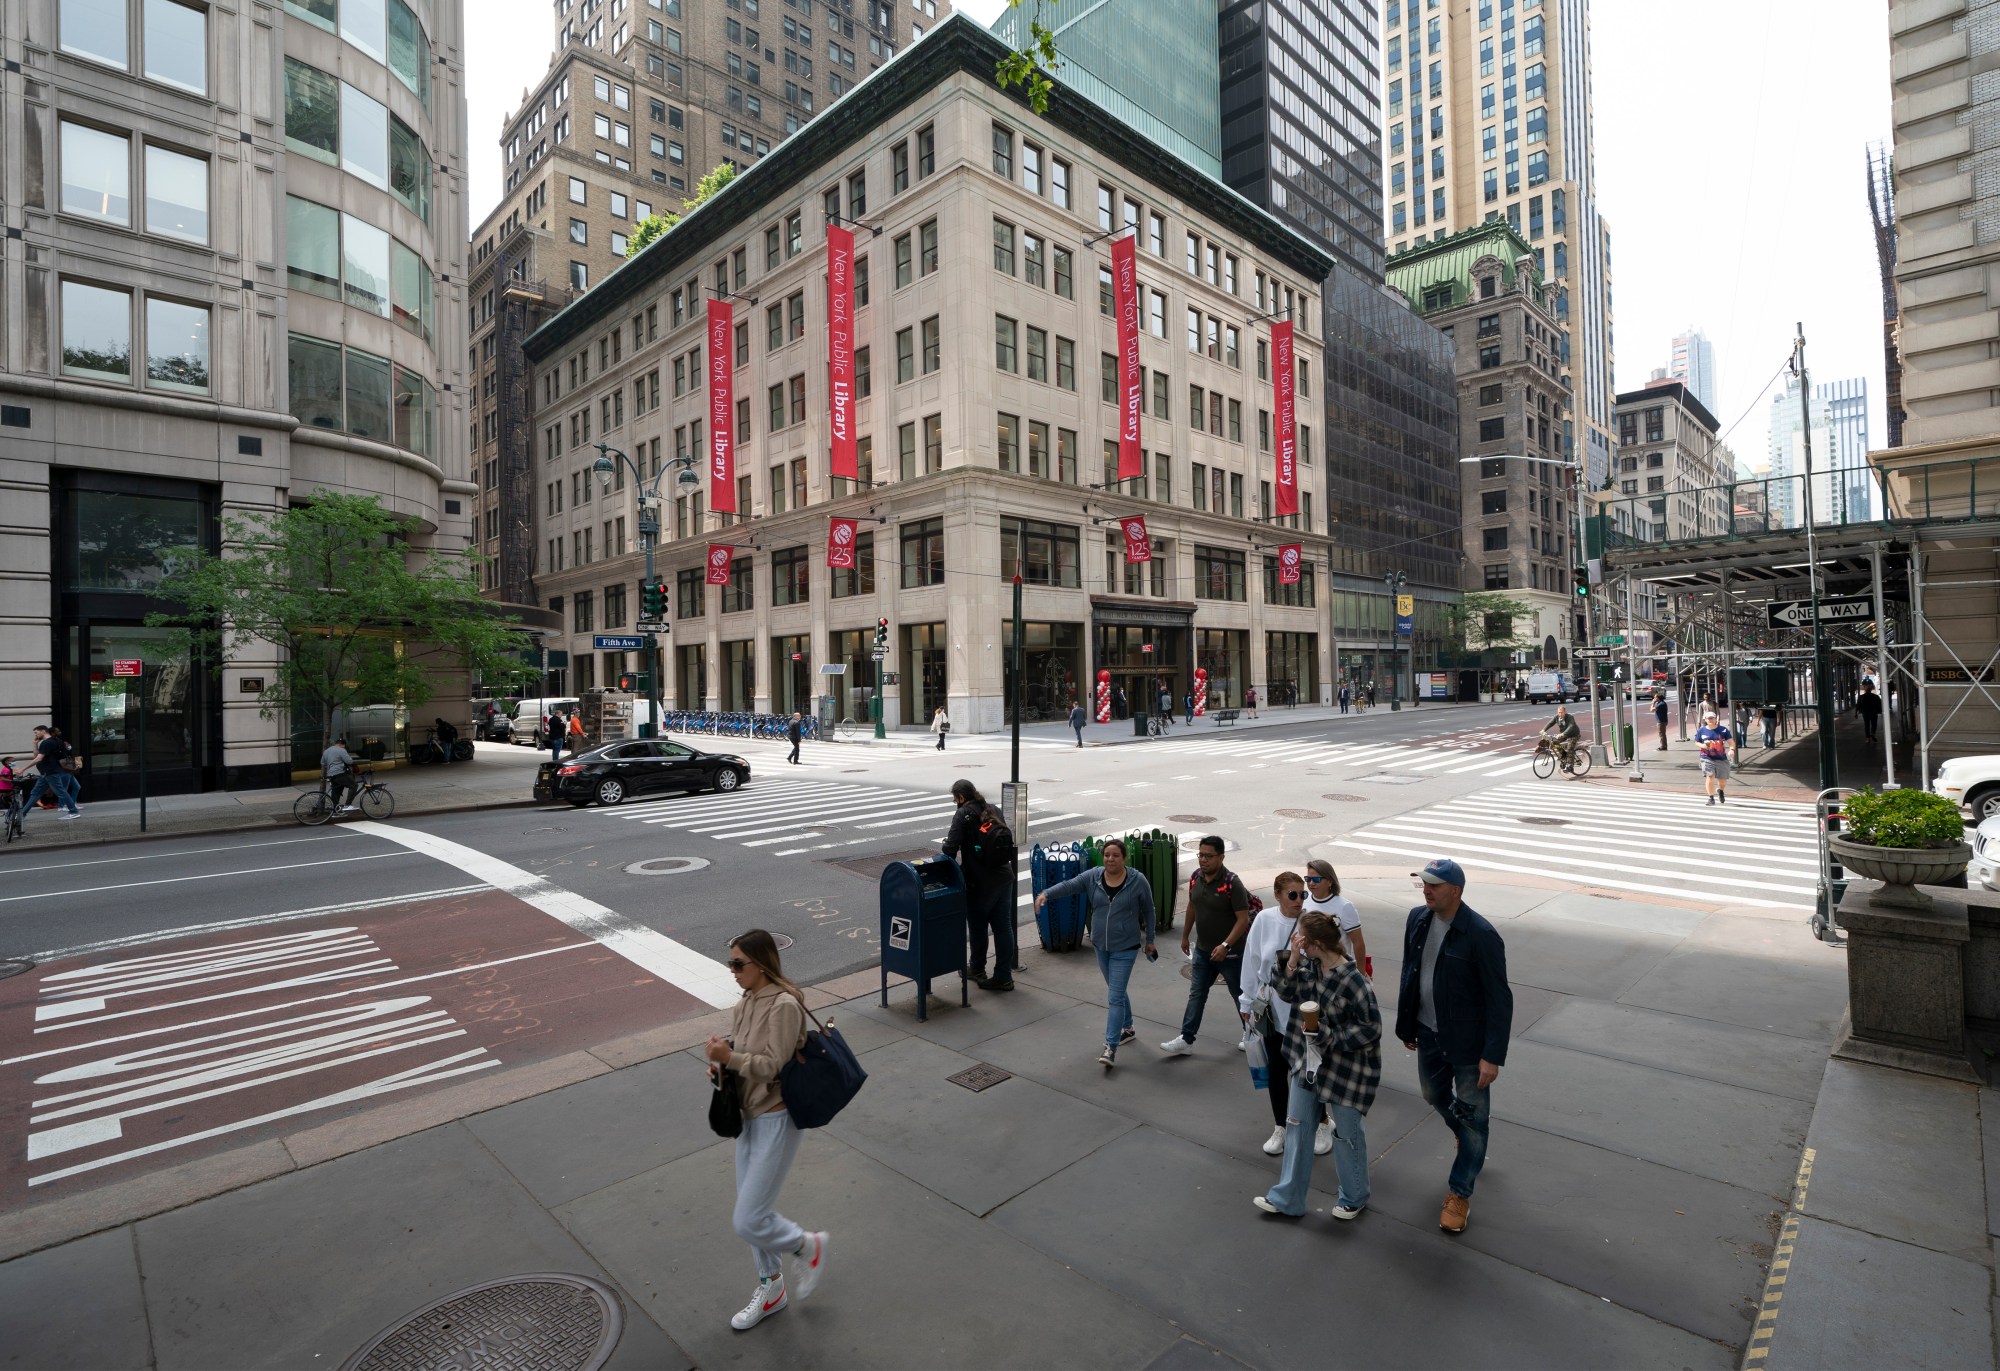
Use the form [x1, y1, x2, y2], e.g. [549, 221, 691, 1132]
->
[1821, 377, 1874, 524]
[1766, 376, 1872, 528]
[1667, 328, 1717, 414]
[1382, 0, 1616, 489]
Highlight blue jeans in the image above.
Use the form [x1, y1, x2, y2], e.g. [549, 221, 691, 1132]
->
[26, 771, 79, 815]
[1266, 1075, 1370, 1215]
[1179, 948, 1243, 1044]
[1416, 1026, 1492, 1198]
[1096, 946, 1138, 1049]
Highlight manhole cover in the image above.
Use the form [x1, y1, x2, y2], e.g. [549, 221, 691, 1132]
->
[0, 959, 32, 981]
[946, 1063, 1013, 1092]
[341, 1273, 622, 1371]
[622, 856, 713, 875]
[524, 826, 571, 834]
[1167, 814, 1216, 823]
[771, 932, 795, 951]
[1518, 816, 1571, 827]
[1321, 794, 1364, 803]
[1359, 773, 1425, 785]
[843, 768, 869, 773]
[1274, 808, 1326, 820]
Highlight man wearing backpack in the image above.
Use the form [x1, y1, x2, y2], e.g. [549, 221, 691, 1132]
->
[1162, 836, 1253, 1055]
[943, 779, 1016, 992]
[23, 724, 81, 819]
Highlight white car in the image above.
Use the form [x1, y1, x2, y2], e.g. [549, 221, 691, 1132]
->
[1932, 755, 2000, 821]
[1971, 814, 2000, 893]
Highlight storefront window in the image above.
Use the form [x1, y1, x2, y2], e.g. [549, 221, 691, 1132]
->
[71, 488, 203, 591]
[721, 639, 755, 709]
[1264, 632, 1319, 706]
[83, 627, 195, 776]
[1000, 620, 1083, 721]
[902, 622, 946, 721]
[771, 634, 811, 714]
[1197, 628, 1248, 710]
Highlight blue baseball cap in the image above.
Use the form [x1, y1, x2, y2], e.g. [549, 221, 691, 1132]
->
[1414, 858, 1466, 888]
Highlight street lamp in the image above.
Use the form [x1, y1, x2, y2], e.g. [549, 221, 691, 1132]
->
[593, 442, 701, 738]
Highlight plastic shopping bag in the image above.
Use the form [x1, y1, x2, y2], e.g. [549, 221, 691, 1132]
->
[1244, 1031, 1269, 1091]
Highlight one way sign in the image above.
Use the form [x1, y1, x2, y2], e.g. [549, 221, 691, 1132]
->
[1765, 597, 1875, 629]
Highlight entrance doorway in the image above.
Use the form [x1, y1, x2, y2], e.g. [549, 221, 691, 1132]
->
[902, 622, 947, 723]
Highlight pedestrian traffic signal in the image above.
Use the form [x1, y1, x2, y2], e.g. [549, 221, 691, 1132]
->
[1572, 568, 1590, 598]
[617, 672, 637, 691]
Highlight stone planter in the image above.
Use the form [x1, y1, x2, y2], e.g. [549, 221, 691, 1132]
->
[1829, 835, 1972, 909]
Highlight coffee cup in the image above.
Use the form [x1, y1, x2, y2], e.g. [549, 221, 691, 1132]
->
[1300, 1001, 1320, 1033]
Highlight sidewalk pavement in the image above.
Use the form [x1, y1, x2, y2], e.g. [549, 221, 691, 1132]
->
[1579, 715, 1911, 805]
[3, 870, 1888, 1370]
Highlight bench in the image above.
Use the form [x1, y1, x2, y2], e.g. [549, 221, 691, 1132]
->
[1211, 708, 1241, 727]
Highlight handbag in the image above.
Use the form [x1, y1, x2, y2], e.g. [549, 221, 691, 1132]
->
[781, 1007, 867, 1129]
[708, 1066, 743, 1138]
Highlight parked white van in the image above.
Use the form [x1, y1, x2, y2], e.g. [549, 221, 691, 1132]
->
[512, 698, 580, 748]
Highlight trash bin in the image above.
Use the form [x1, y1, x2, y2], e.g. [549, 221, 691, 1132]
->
[1133, 711, 1150, 737]
[1617, 723, 1634, 762]
[1032, 841, 1087, 951]
[878, 855, 969, 1021]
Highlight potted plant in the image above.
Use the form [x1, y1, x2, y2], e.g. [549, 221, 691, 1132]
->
[1829, 787, 1973, 909]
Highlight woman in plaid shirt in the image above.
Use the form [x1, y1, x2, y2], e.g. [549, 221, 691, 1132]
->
[1253, 911, 1382, 1222]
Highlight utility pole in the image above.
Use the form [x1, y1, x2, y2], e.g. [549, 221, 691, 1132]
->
[1010, 572, 1023, 784]
[1386, 569, 1408, 710]
[1795, 324, 1840, 792]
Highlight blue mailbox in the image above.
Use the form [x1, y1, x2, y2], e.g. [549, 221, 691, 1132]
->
[879, 855, 968, 1021]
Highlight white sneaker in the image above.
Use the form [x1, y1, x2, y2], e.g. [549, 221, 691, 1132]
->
[731, 1276, 787, 1331]
[1262, 1125, 1286, 1156]
[1331, 1203, 1365, 1221]
[1117, 1026, 1137, 1046]
[1236, 1036, 1250, 1052]
[1098, 1044, 1117, 1068]
[1314, 1119, 1335, 1155]
[58, 812, 79, 820]
[787, 1231, 829, 1301]
[1159, 1036, 1194, 1055]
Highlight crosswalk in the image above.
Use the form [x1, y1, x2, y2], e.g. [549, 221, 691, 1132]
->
[1131, 729, 1540, 779]
[1328, 781, 1820, 910]
[582, 776, 1094, 858]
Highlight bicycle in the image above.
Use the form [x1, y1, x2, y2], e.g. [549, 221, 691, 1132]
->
[835, 715, 859, 741]
[3, 790, 25, 844]
[1147, 715, 1169, 738]
[1531, 735, 1592, 779]
[295, 767, 397, 825]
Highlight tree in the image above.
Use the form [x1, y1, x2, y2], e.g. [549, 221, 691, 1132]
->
[994, 0, 1060, 114]
[626, 160, 742, 258]
[1445, 591, 1543, 660]
[146, 493, 525, 744]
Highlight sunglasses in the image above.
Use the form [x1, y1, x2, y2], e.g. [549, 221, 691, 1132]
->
[1305, 874, 1329, 884]
[727, 958, 751, 972]
[1281, 890, 1304, 901]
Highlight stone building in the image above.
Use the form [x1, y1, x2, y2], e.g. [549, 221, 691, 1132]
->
[521, 15, 1336, 731]
[1, 0, 474, 796]
[1611, 380, 1729, 546]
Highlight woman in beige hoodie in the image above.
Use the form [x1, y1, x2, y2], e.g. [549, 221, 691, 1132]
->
[705, 929, 830, 1331]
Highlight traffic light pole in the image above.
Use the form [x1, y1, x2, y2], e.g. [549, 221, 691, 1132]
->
[641, 521, 662, 740]
[872, 617, 888, 739]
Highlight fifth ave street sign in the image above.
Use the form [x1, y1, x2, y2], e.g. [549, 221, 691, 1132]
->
[1765, 597, 1875, 629]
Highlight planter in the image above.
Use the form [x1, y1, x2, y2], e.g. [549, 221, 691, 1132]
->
[1828, 835, 1973, 909]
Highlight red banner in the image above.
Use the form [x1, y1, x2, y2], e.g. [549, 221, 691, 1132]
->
[704, 543, 733, 586]
[707, 299, 735, 512]
[1112, 235, 1141, 482]
[1273, 318, 1297, 518]
[1278, 543, 1303, 585]
[827, 517, 858, 569]
[827, 224, 856, 481]
[1121, 515, 1151, 563]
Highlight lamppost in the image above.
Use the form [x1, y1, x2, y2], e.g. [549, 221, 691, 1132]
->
[594, 442, 700, 738]
[1384, 569, 1408, 710]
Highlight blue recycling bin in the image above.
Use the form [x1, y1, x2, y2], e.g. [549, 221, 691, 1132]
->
[879, 855, 968, 1021]
[1032, 842, 1088, 952]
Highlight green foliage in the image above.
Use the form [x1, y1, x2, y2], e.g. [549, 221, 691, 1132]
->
[627, 213, 675, 257]
[994, 0, 1058, 114]
[625, 161, 740, 259]
[145, 493, 525, 740]
[1844, 787, 1969, 850]
[1446, 591, 1539, 653]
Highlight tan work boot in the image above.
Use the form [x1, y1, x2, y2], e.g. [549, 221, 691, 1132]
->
[1439, 1192, 1470, 1233]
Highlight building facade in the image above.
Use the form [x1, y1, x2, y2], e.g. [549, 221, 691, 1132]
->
[521, 16, 1338, 731]
[1389, 222, 1574, 668]
[1382, 0, 1616, 490]
[1821, 376, 1873, 525]
[1612, 380, 1729, 544]
[1667, 327, 1715, 414]
[1, 0, 473, 798]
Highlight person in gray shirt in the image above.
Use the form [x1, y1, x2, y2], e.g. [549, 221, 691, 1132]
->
[321, 738, 358, 813]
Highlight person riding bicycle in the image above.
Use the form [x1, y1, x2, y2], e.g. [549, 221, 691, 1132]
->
[1540, 705, 1581, 766]
[322, 736, 358, 813]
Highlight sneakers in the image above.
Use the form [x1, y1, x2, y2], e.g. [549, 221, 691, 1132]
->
[786, 1231, 829, 1301]
[731, 1276, 788, 1331]
[1313, 1120, 1334, 1156]
[1236, 1036, 1250, 1053]
[1252, 1196, 1302, 1218]
[1262, 1125, 1286, 1156]
[1718, 791, 1727, 805]
[58, 812, 80, 820]
[1098, 1044, 1117, 1068]
[1331, 1203, 1365, 1221]
[1117, 1026, 1137, 1046]
[1706, 795, 1716, 806]
[1159, 1036, 1194, 1055]
[1439, 1192, 1471, 1233]
[977, 976, 1015, 992]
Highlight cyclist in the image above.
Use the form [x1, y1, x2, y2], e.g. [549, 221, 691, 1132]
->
[322, 736, 359, 813]
[1540, 704, 1581, 769]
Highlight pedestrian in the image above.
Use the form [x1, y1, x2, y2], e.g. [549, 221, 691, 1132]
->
[322, 735, 359, 813]
[1760, 702, 1779, 749]
[1161, 836, 1253, 1057]
[1303, 858, 1368, 974]
[786, 711, 803, 765]
[930, 705, 949, 751]
[944, 780, 1015, 991]
[1857, 681, 1883, 742]
[1158, 685, 1172, 725]
[566, 709, 586, 755]
[546, 710, 565, 765]
[1114, 685, 1127, 720]
[1035, 837, 1157, 1067]
[1395, 858, 1512, 1234]
[22, 725, 80, 820]
[1695, 707, 1733, 805]
[1365, 683, 1377, 709]
[706, 929, 830, 1331]
[1246, 686, 1258, 720]
[1240, 872, 1331, 1157]
[1654, 691, 1670, 751]
[1068, 699, 1086, 748]
[1338, 683, 1350, 714]
[1253, 910, 1382, 1222]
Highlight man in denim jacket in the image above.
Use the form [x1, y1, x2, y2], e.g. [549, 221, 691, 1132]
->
[1395, 858, 1513, 1235]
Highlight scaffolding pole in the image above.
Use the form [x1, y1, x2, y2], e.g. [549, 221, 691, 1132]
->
[1869, 542, 1894, 786]
[1912, 545, 1931, 787]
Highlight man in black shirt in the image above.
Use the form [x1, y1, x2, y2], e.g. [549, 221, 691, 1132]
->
[24, 725, 80, 819]
[1161, 836, 1251, 1054]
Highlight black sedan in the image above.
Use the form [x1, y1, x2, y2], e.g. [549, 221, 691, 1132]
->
[535, 739, 751, 807]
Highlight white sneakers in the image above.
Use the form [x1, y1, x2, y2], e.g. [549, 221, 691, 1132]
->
[1314, 1120, 1334, 1156]
[1159, 1036, 1194, 1055]
[1331, 1203, 1364, 1221]
[787, 1231, 829, 1302]
[1262, 1125, 1286, 1156]
[731, 1276, 787, 1331]
[1117, 1026, 1138, 1046]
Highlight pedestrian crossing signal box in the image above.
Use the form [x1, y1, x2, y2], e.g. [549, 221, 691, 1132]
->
[879, 856, 968, 1022]
[1728, 665, 1790, 705]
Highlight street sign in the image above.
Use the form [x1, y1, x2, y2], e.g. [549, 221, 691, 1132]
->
[870, 648, 889, 660]
[1765, 597, 1875, 629]
[112, 659, 143, 677]
[593, 635, 645, 650]
[1596, 634, 1625, 647]
[819, 664, 847, 675]
[1571, 647, 1612, 661]
[634, 622, 669, 633]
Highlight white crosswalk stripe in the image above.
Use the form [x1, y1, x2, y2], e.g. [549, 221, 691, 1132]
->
[578, 777, 1095, 857]
[1128, 731, 1537, 778]
[1328, 781, 1820, 910]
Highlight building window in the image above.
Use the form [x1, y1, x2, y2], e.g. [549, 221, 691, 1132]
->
[1052, 158, 1070, 208]
[61, 280, 131, 382]
[1194, 545, 1246, 601]
[915, 124, 935, 177]
[1479, 417, 1504, 441]
[1482, 527, 1509, 551]
[993, 218, 1015, 274]
[771, 546, 810, 605]
[921, 316, 940, 373]
[831, 531, 875, 598]
[144, 143, 208, 243]
[991, 123, 1013, 177]
[1001, 517, 1080, 587]
[994, 315, 1018, 372]
[919, 219, 938, 273]
[60, 121, 132, 225]
[900, 516, 944, 587]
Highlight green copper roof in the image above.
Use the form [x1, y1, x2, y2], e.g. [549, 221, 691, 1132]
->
[1385, 221, 1547, 316]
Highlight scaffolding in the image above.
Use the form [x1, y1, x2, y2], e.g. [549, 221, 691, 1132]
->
[1866, 141, 1905, 449]
[494, 249, 556, 609]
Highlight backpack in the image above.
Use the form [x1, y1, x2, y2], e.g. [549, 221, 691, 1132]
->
[966, 811, 1015, 876]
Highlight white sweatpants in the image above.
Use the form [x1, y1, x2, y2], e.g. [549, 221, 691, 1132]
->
[733, 1109, 805, 1278]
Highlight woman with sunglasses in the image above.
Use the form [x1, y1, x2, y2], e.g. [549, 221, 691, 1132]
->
[1240, 873, 1332, 1157]
[704, 930, 830, 1332]
[1303, 858, 1368, 976]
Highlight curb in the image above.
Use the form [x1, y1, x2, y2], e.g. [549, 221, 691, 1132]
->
[5, 796, 544, 853]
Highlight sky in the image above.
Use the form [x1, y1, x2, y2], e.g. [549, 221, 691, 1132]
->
[465, 0, 1893, 469]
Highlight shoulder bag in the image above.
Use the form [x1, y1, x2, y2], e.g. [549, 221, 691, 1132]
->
[781, 1006, 868, 1129]
[708, 1066, 744, 1138]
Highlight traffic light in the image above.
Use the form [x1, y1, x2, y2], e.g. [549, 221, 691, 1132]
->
[617, 672, 637, 691]
[1572, 568, 1590, 598]
[641, 580, 667, 620]
[874, 616, 889, 649]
